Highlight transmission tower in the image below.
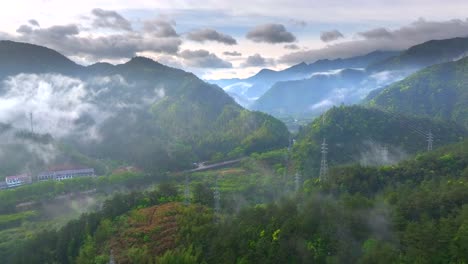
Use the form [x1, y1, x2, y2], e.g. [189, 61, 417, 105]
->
[184, 175, 190, 205]
[427, 131, 433, 151]
[319, 138, 328, 181]
[294, 172, 301, 192]
[213, 175, 221, 215]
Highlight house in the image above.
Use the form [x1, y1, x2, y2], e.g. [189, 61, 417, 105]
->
[38, 165, 95, 181]
[5, 174, 32, 187]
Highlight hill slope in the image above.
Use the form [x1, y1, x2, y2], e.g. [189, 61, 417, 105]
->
[292, 106, 466, 175]
[367, 57, 468, 128]
[369, 37, 468, 72]
[0, 40, 81, 79]
[0, 41, 289, 174]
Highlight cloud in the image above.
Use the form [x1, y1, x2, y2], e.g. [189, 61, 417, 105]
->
[0, 74, 104, 139]
[6, 22, 182, 60]
[16, 25, 33, 34]
[223, 51, 242, 56]
[358, 27, 393, 39]
[280, 18, 468, 65]
[241, 54, 275, 67]
[320, 30, 344, 42]
[246, 23, 296, 43]
[179, 49, 232, 68]
[91, 8, 132, 31]
[28, 19, 40, 27]
[187, 28, 237, 45]
[284, 44, 300, 50]
[143, 18, 179, 37]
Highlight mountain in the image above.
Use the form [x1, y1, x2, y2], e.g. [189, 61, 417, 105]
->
[0, 40, 289, 174]
[252, 69, 368, 117]
[292, 105, 466, 175]
[0, 40, 81, 79]
[209, 51, 399, 105]
[368, 37, 468, 72]
[367, 56, 468, 128]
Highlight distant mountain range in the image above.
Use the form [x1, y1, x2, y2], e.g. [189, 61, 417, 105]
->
[0, 40, 289, 174]
[232, 37, 468, 119]
[208, 51, 399, 104]
[251, 69, 368, 117]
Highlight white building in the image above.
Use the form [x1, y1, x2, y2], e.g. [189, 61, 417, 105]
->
[38, 167, 95, 181]
[5, 174, 32, 187]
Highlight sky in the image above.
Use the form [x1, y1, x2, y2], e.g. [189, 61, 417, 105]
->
[1, 0, 468, 79]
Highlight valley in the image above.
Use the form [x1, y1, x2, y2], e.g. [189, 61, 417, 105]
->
[0, 9, 468, 263]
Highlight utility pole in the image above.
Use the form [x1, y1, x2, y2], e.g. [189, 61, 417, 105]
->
[319, 138, 328, 181]
[213, 175, 220, 216]
[184, 175, 190, 206]
[427, 131, 433, 151]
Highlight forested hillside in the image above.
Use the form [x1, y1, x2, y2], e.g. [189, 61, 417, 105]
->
[7, 140, 467, 263]
[0, 41, 289, 176]
[367, 56, 468, 129]
[368, 37, 468, 72]
[292, 106, 466, 176]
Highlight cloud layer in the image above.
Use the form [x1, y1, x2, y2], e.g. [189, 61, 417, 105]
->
[241, 54, 275, 67]
[246, 24, 296, 43]
[187, 28, 237, 45]
[320, 30, 344, 42]
[180, 49, 232, 68]
[91, 8, 132, 31]
[280, 18, 468, 64]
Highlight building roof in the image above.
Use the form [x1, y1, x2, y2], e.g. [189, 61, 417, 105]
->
[5, 173, 31, 180]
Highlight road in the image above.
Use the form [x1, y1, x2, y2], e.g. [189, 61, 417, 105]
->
[185, 158, 244, 173]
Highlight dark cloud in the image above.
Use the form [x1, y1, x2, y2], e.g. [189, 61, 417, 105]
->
[284, 44, 300, 50]
[241, 54, 275, 67]
[91, 8, 132, 31]
[280, 18, 468, 65]
[320, 30, 344, 42]
[179, 49, 232, 68]
[28, 19, 40, 27]
[143, 18, 179, 37]
[223, 51, 242, 56]
[7, 23, 181, 60]
[246, 23, 296, 44]
[16, 25, 33, 34]
[358, 28, 393, 39]
[187, 28, 237, 45]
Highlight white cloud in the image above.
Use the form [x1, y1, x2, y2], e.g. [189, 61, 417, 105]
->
[0, 74, 111, 140]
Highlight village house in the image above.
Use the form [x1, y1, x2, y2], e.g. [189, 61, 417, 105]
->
[38, 165, 95, 181]
[5, 173, 32, 187]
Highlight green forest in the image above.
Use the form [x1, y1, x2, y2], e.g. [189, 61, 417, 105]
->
[3, 140, 467, 263]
